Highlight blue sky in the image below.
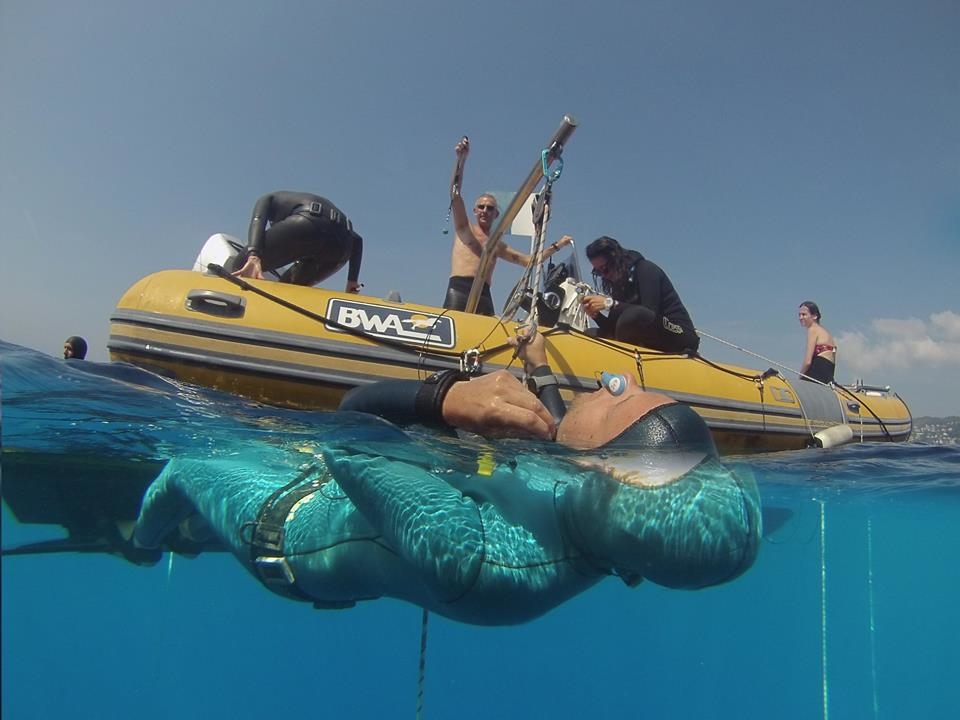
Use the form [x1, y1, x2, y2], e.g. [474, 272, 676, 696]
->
[2, 0, 957, 416]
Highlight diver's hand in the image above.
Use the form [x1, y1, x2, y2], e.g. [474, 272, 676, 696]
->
[442, 370, 555, 440]
[346, 280, 363, 294]
[580, 294, 610, 319]
[232, 254, 265, 280]
[507, 331, 549, 374]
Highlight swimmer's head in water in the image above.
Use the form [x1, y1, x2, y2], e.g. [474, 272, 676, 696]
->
[558, 373, 678, 450]
[557, 373, 718, 487]
[63, 336, 88, 360]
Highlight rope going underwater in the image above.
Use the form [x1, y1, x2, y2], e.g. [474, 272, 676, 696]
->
[415, 609, 429, 719]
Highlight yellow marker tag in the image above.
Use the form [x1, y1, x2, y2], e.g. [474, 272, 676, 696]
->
[476, 452, 496, 477]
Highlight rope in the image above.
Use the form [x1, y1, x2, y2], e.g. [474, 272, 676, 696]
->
[415, 609, 429, 720]
[209, 263, 466, 362]
[696, 328, 804, 379]
[830, 384, 897, 442]
[866, 518, 880, 719]
[697, 328, 903, 442]
[819, 499, 830, 720]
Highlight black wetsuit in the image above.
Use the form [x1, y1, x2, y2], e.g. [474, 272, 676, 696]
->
[594, 251, 699, 353]
[228, 191, 363, 287]
[443, 276, 496, 316]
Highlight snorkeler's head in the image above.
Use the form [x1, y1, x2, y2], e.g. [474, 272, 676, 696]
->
[63, 336, 88, 360]
[558, 373, 714, 453]
[559, 381, 758, 587]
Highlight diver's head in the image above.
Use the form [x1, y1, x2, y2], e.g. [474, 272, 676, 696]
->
[558, 373, 714, 454]
[63, 336, 88, 360]
[556, 372, 718, 490]
[559, 380, 759, 589]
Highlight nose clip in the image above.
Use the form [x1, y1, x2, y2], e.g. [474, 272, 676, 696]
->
[601, 372, 627, 396]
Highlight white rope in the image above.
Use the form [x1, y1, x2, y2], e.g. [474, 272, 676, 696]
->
[819, 499, 830, 720]
[697, 328, 835, 440]
[696, 328, 813, 383]
[867, 518, 880, 718]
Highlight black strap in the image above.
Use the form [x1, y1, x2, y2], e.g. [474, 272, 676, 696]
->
[414, 369, 471, 427]
[246, 465, 325, 602]
[297, 201, 353, 231]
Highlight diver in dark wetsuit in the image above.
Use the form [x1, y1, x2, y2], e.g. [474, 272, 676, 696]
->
[580, 236, 700, 354]
[228, 191, 364, 291]
[129, 333, 760, 625]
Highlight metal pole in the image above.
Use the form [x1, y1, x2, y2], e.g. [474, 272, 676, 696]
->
[464, 115, 578, 314]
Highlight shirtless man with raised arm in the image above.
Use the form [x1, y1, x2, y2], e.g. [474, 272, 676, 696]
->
[444, 137, 571, 315]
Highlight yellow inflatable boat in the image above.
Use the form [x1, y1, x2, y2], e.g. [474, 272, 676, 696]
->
[108, 267, 912, 454]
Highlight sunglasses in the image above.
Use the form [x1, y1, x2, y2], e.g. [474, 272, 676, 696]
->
[592, 261, 613, 277]
[475, 204, 497, 211]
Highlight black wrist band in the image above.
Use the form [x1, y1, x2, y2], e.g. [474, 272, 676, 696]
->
[415, 370, 471, 426]
[525, 366, 558, 395]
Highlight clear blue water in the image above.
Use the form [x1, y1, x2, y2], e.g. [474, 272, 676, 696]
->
[2, 339, 958, 719]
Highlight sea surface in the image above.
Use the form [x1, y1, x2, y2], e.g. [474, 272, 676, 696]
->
[2, 339, 958, 720]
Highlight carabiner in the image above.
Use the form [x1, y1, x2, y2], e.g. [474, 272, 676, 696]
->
[541, 149, 563, 182]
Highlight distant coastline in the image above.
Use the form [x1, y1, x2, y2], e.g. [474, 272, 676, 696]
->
[910, 417, 960, 444]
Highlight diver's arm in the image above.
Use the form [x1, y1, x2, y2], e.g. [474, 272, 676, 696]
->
[526, 365, 565, 426]
[442, 371, 555, 439]
[450, 139, 473, 238]
[247, 193, 273, 257]
[338, 373, 491, 430]
[339, 379, 438, 427]
[511, 331, 565, 426]
[339, 371, 556, 440]
[345, 231, 363, 292]
[232, 193, 273, 279]
[500, 235, 573, 268]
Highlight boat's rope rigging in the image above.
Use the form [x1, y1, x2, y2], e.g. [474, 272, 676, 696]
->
[697, 328, 833, 441]
[207, 263, 531, 377]
[695, 328, 802, 380]
[208, 264, 469, 361]
[441, 135, 468, 236]
[831, 383, 898, 442]
[696, 328, 899, 441]
[499, 141, 566, 325]
[464, 116, 578, 314]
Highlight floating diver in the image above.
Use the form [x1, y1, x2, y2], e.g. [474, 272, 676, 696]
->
[121, 334, 762, 625]
[1, 338, 760, 625]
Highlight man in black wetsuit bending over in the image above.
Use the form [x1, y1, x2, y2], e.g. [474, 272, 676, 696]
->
[230, 190, 363, 291]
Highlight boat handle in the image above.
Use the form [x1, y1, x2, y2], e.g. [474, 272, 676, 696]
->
[185, 290, 246, 318]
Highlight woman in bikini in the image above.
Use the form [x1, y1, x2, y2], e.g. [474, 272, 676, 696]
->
[798, 300, 836, 383]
